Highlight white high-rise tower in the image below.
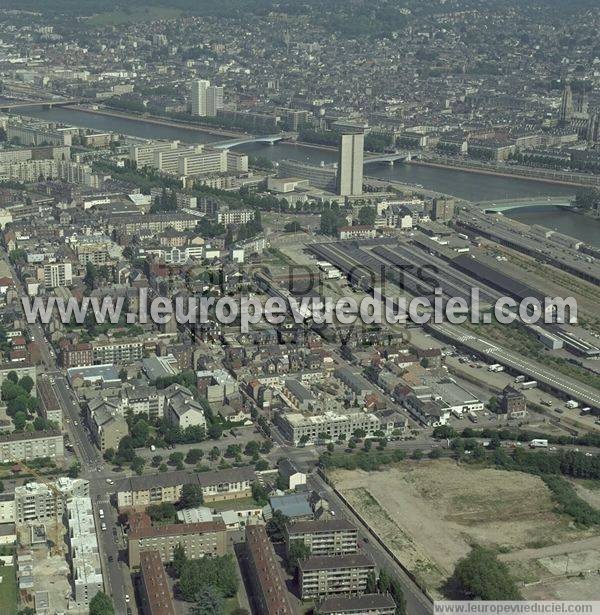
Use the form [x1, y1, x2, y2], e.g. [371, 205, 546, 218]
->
[337, 131, 364, 196]
[191, 79, 210, 116]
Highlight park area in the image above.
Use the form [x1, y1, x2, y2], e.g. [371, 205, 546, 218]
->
[329, 459, 600, 599]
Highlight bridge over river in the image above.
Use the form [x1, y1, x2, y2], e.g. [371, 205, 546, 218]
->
[479, 195, 576, 212]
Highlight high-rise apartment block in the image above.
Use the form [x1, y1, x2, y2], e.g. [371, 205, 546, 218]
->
[337, 132, 364, 196]
[191, 80, 223, 117]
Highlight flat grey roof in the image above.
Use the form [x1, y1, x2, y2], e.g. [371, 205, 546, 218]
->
[300, 553, 375, 572]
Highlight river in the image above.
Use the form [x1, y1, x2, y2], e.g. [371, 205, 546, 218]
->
[11, 106, 600, 245]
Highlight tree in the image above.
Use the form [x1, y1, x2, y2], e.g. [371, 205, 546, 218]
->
[131, 456, 145, 475]
[147, 502, 176, 523]
[358, 205, 376, 226]
[366, 570, 377, 593]
[283, 221, 302, 233]
[18, 375, 34, 394]
[178, 555, 238, 602]
[254, 459, 269, 471]
[89, 591, 115, 615]
[13, 411, 27, 431]
[447, 546, 522, 600]
[208, 446, 220, 461]
[181, 483, 204, 508]
[186, 449, 204, 464]
[6, 371, 18, 384]
[84, 262, 98, 290]
[131, 419, 150, 447]
[287, 541, 311, 574]
[267, 510, 289, 542]
[379, 568, 391, 594]
[208, 423, 223, 440]
[68, 461, 81, 478]
[169, 451, 184, 465]
[251, 482, 269, 506]
[411, 449, 424, 460]
[191, 586, 224, 615]
[173, 543, 187, 577]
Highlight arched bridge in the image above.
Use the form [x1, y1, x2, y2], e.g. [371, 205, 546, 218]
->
[0, 99, 82, 111]
[480, 196, 576, 212]
[212, 132, 293, 149]
[363, 150, 419, 165]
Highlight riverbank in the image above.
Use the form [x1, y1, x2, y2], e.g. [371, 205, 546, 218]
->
[72, 105, 247, 139]
[412, 159, 595, 188]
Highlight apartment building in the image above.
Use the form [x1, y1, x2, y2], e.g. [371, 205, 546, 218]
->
[107, 213, 199, 235]
[91, 339, 144, 365]
[122, 383, 165, 420]
[217, 208, 255, 225]
[130, 141, 180, 168]
[87, 398, 128, 453]
[245, 524, 294, 615]
[0, 430, 64, 463]
[138, 550, 176, 615]
[15, 478, 89, 524]
[116, 467, 256, 511]
[74, 240, 110, 265]
[6, 121, 72, 146]
[43, 262, 73, 288]
[163, 383, 206, 429]
[61, 343, 94, 368]
[178, 149, 227, 177]
[128, 517, 228, 567]
[317, 594, 396, 615]
[299, 553, 376, 600]
[277, 411, 380, 446]
[285, 520, 358, 557]
[226, 150, 248, 173]
[0, 494, 16, 524]
[66, 497, 104, 609]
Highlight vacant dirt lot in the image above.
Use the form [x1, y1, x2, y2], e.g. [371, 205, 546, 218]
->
[330, 460, 600, 598]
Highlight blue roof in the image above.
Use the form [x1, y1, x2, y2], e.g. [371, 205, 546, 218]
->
[269, 493, 312, 519]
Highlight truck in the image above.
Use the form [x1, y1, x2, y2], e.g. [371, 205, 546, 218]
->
[520, 380, 538, 390]
[468, 412, 478, 423]
[514, 375, 526, 383]
[487, 364, 505, 372]
[530, 439, 548, 448]
[566, 400, 579, 409]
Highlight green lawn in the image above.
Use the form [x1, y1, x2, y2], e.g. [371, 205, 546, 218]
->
[87, 7, 182, 26]
[224, 597, 240, 614]
[0, 563, 18, 615]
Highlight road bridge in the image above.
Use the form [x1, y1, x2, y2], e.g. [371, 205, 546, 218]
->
[363, 150, 419, 165]
[0, 99, 82, 111]
[479, 196, 576, 212]
[212, 132, 293, 149]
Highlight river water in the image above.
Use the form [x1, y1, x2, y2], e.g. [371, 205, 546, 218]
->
[11, 106, 600, 245]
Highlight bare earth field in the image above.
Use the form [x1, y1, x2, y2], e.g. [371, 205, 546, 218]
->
[329, 460, 600, 599]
